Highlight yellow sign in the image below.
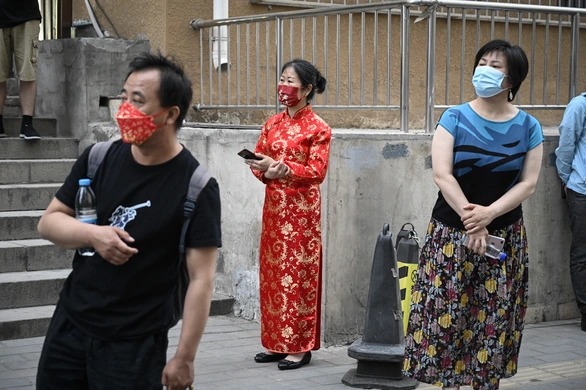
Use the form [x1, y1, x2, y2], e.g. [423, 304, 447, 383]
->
[398, 261, 418, 334]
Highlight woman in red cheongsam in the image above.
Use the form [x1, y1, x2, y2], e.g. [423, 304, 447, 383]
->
[245, 59, 331, 371]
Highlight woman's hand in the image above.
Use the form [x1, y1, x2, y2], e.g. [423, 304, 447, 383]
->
[245, 153, 274, 172]
[461, 204, 496, 233]
[465, 227, 489, 256]
[264, 159, 290, 180]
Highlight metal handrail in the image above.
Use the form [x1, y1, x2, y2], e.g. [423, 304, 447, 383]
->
[191, 0, 585, 132]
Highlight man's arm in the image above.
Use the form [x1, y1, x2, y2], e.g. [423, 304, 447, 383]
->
[37, 198, 138, 265]
[162, 246, 217, 389]
[556, 97, 585, 184]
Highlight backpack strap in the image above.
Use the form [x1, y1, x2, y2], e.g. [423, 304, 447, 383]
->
[179, 164, 212, 254]
[87, 141, 113, 180]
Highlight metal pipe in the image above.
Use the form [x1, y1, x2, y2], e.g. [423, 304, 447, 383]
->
[323, 15, 329, 105]
[373, 10, 379, 106]
[266, 22, 270, 105]
[400, 4, 410, 132]
[276, 18, 282, 113]
[425, 6, 436, 133]
[246, 24, 250, 107]
[387, 10, 391, 106]
[348, 12, 353, 106]
[459, 6, 466, 104]
[256, 23, 260, 106]
[542, 13, 549, 105]
[530, 12, 536, 105]
[237, 25, 241, 106]
[569, 12, 579, 100]
[361, 12, 365, 106]
[445, 8, 451, 105]
[336, 14, 340, 106]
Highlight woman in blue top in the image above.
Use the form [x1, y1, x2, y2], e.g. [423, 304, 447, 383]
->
[403, 40, 544, 390]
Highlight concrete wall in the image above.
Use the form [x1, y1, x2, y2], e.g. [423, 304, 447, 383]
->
[174, 126, 577, 346]
[35, 38, 150, 140]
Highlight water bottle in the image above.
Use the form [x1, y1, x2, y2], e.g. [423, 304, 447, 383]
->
[460, 234, 507, 261]
[76, 178, 97, 256]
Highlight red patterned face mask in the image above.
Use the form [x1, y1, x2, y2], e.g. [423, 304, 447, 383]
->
[278, 85, 304, 107]
[116, 101, 170, 145]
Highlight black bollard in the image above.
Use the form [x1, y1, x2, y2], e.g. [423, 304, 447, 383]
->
[341, 224, 418, 390]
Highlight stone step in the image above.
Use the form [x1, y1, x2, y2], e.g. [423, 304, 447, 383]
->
[6, 78, 18, 96]
[0, 294, 236, 340]
[0, 137, 78, 159]
[1, 117, 57, 137]
[0, 269, 70, 310]
[3, 96, 21, 117]
[0, 183, 59, 211]
[0, 239, 72, 273]
[0, 210, 43, 241]
[0, 158, 75, 184]
[0, 305, 53, 341]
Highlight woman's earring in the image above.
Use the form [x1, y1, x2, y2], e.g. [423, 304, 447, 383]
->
[508, 89, 514, 101]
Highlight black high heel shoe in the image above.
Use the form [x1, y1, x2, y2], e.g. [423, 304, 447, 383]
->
[277, 351, 311, 370]
[254, 351, 287, 363]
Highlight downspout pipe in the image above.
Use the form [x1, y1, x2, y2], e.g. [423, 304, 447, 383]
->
[84, 0, 104, 38]
[213, 0, 229, 71]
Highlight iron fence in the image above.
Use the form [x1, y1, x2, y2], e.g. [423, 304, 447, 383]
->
[191, 0, 585, 132]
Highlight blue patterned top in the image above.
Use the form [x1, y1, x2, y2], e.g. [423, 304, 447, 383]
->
[432, 103, 543, 230]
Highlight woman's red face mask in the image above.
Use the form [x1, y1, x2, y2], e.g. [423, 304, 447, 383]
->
[277, 85, 304, 107]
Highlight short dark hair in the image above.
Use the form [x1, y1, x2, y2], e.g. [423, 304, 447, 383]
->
[281, 59, 327, 101]
[126, 52, 193, 129]
[473, 39, 529, 102]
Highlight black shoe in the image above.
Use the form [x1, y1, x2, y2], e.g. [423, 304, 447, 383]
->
[254, 352, 287, 363]
[20, 123, 41, 140]
[0, 128, 6, 138]
[277, 351, 311, 370]
[581, 314, 586, 332]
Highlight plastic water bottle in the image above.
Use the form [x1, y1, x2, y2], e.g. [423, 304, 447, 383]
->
[76, 178, 97, 256]
[460, 234, 507, 261]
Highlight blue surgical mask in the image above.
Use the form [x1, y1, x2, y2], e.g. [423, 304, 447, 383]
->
[472, 66, 508, 98]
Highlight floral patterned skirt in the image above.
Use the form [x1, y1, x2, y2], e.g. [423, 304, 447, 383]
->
[403, 217, 529, 390]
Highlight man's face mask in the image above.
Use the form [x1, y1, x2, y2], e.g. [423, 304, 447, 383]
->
[116, 101, 170, 145]
[472, 66, 508, 98]
[277, 85, 304, 107]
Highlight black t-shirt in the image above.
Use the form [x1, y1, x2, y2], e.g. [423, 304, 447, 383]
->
[0, 0, 42, 28]
[56, 141, 222, 340]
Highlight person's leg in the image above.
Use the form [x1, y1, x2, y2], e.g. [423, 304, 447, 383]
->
[19, 79, 36, 115]
[0, 27, 11, 137]
[0, 82, 6, 137]
[36, 304, 90, 389]
[12, 20, 40, 140]
[87, 330, 169, 390]
[566, 188, 586, 328]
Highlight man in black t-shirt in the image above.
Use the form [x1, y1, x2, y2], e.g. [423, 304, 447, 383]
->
[36, 52, 222, 390]
[0, 0, 42, 139]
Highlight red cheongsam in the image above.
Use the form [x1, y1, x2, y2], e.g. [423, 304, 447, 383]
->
[252, 104, 332, 353]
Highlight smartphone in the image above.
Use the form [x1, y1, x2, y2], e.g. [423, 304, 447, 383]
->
[238, 148, 262, 160]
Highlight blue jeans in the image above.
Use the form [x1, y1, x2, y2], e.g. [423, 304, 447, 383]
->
[566, 188, 586, 315]
[36, 303, 168, 390]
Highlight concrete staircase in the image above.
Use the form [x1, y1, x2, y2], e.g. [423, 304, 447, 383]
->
[0, 79, 234, 341]
[0, 77, 78, 340]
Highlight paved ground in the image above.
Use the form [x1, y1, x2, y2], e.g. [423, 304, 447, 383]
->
[0, 315, 585, 390]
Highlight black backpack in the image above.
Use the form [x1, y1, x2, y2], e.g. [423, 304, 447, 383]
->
[87, 141, 211, 326]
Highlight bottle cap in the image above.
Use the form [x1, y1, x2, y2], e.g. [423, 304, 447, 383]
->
[498, 252, 507, 261]
[79, 178, 91, 186]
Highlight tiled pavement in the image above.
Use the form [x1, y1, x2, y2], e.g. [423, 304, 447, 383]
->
[1, 316, 585, 390]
